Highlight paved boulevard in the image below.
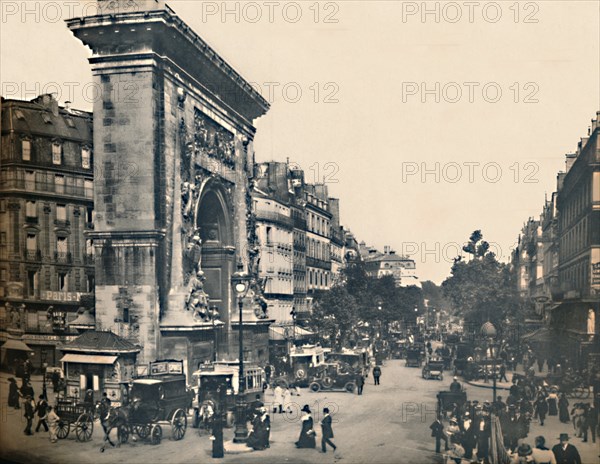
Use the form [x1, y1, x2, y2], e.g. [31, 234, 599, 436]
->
[1, 360, 598, 463]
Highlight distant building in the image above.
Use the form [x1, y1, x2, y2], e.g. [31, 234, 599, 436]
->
[253, 162, 295, 323]
[551, 112, 600, 368]
[0, 94, 94, 369]
[360, 243, 421, 287]
[305, 184, 333, 294]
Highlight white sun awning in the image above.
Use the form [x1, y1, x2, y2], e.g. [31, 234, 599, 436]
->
[60, 354, 118, 365]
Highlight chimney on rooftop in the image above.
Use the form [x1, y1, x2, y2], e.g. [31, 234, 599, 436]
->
[565, 153, 577, 173]
[64, 101, 72, 112]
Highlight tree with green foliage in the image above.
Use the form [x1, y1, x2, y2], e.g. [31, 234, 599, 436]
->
[442, 231, 522, 335]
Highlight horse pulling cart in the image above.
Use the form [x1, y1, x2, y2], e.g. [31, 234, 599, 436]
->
[115, 360, 190, 446]
[55, 397, 95, 442]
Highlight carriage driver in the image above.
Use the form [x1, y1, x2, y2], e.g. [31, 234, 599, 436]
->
[450, 377, 463, 393]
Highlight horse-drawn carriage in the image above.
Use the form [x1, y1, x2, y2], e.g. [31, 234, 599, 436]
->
[436, 390, 467, 417]
[191, 362, 264, 429]
[107, 360, 190, 446]
[55, 396, 95, 442]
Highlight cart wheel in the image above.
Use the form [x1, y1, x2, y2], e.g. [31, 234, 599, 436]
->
[150, 424, 162, 445]
[75, 413, 94, 442]
[57, 420, 70, 439]
[134, 424, 151, 439]
[118, 424, 129, 444]
[309, 382, 320, 393]
[171, 408, 187, 441]
[344, 382, 356, 393]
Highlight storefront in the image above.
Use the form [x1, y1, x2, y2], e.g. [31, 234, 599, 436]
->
[59, 330, 139, 404]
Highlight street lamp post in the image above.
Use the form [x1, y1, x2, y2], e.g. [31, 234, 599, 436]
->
[481, 321, 498, 403]
[231, 263, 251, 443]
[209, 305, 220, 363]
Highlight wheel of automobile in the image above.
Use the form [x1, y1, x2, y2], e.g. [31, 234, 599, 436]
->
[171, 408, 187, 441]
[75, 413, 94, 442]
[322, 377, 333, 388]
[118, 423, 129, 444]
[295, 369, 306, 379]
[150, 424, 162, 445]
[309, 382, 321, 392]
[344, 382, 356, 393]
[134, 424, 151, 439]
[57, 420, 70, 439]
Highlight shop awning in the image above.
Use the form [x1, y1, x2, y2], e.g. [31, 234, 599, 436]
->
[269, 326, 314, 341]
[1, 339, 34, 352]
[60, 354, 118, 365]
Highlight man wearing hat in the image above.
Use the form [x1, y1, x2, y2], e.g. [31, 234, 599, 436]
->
[510, 443, 534, 463]
[23, 394, 35, 435]
[460, 410, 476, 460]
[429, 415, 450, 453]
[449, 376, 462, 393]
[551, 434, 581, 464]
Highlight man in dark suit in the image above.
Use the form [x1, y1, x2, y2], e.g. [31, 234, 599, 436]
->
[320, 407, 336, 453]
[551, 433, 582, 464]
[356, 374, 365, 395]
[430, 415, 449, 453]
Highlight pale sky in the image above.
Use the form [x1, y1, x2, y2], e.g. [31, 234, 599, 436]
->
[1, 0, 599, 283]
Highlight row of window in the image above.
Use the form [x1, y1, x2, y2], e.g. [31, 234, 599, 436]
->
[559, 258, 590, 293]
[308, 269, 330, 288]
[20, 139, 91, 169]
[3, 169, 94, 197]
[22, 268, 95, 296]
[559, 179, 590, 230]
[307, 237, 330, 262]
[307, 211, 329, 237]
[559, 217, 589, 260]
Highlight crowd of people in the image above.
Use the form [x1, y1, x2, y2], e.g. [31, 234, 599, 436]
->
[244, 391, 338, 454]
[430, 355, 598, 464]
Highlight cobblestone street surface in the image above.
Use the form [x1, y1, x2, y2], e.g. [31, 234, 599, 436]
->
[1, 362, 598, 464]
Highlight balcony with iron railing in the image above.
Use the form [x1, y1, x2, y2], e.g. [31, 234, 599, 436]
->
[306, 256, 332, 270]
[0, 178, 93, 200]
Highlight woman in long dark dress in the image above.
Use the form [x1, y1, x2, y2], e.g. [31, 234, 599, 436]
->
[295, 405, 316, 448]
[547, 389, 558, 416]
[8, 378, 20, 409]
[558, 393, 570, 423]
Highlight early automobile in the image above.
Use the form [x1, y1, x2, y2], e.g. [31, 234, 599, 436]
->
[308, 362, 358, 393]
[406, 347, 424, 368]
[325, 349, 369, 376]
[422, 359, 444, 380]
[272, 344, 327, 388]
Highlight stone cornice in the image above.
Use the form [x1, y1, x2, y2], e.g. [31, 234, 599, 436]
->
[66, 9, 270, 121]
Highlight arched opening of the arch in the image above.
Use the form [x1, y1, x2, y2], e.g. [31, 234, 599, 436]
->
[196, 185, 235, 357]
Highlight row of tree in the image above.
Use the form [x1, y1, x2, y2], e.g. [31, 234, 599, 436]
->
[307, 230, 525, 348]
[308, 260, 425, 348]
